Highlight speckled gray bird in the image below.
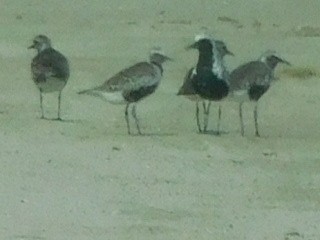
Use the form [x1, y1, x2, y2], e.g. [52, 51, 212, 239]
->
[29, 35, 70, 120]
[229, 50, 290, 136]
[78, 48, 171, 135]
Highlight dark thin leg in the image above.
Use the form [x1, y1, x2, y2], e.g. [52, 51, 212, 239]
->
[203, 101, 211, 133]
[125, 103, 131, 135]
[132, 104, 141, 135]
[254, 103, 260, 137]
[239, 102, 244, 136]
[196, 101, 202, 133]
[40, 91, 44, 119]
[217, 105, 222, 135]
[56, 91, 62, 121]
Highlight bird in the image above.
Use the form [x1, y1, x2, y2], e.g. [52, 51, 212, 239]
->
[28, 35, 70, 120]
[78, 48, 171, 135]
[178, 34, 230, 134]
[177, 37, 233, 134]
[228, 50, 291, 137]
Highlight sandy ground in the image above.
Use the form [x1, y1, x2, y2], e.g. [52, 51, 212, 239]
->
[1, 0, 320, 239]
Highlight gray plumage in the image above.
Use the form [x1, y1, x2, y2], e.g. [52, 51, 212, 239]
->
[177, 37, 233, 134]
[29, 35, 70, 120]
[79, 49, 171, 135]
[229, 50, 290, 136]
[90, 62, 161, 96]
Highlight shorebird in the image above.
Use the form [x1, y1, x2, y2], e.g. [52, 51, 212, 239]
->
[78, 48, 171, 135]
[28, 35, 70, 120]
[177, 38, 233, 133]
[229, 50, 290, 136]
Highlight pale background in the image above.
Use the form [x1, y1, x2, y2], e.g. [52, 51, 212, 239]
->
[0, 0, 320, 239]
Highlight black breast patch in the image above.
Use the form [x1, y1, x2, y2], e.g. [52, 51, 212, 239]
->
[248, 85, 270, 101]
[123, 84, 159, 103]
[192, 70, 229, 101]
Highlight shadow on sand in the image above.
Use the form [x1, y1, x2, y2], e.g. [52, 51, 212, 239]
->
[129, 132, 176, 137]
[40, 117, 82, 123]
[199, 130, 229, 136]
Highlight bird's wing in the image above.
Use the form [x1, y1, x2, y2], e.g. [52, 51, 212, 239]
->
[229, 61, 271, 91]
[31, 49, 70, 82]
[177, 67, 197, 95]
[96, 62, 159, 92]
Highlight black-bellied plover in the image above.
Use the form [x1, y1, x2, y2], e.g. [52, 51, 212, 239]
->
[178, 37, 233, 134]
[78, 48, 171, 135]
[29, 35, 70, 120]
[229, 50, 290, 136]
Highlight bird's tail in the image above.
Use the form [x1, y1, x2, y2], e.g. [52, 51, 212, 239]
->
[78, 89, 91, 95]
[78, 88, 102, 98]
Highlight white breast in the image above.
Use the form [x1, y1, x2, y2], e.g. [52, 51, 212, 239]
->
[228, 89, 250, 102]
[212, 52, 228, 82]
[95, 90, 127, 104]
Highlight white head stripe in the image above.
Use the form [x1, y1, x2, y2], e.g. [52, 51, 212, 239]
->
[259, 50, 277, 62]
[194, 33, 214, 42]
[150, 47, 165, 56]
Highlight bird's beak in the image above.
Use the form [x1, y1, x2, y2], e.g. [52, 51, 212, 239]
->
[164, 55, 173, 62]
[28, 44, 35, 49]
[226, 49, 234, 56]
[185, 42, 198, 50]
[279, 58, 291, 66]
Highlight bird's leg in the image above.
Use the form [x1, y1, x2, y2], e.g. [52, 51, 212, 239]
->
[217, 104, 222, 135]
[125, 103, 131, 135]
[56, 91, 62, 121]
[239, 102, 244, 136]
[203, 101, 211, 133]
[196, 101, 202, 133]
[39, 90, 45, 119]
[132, 104, 142, 135]
[254, 103, 260, 137]
[202, 101, 207, 132]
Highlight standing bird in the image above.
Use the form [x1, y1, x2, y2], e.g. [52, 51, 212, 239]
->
[177, 38, 233, 133]
[28, 35, 70, 120]
[78, 48, 171, 135]
[229, 50, 290, 137]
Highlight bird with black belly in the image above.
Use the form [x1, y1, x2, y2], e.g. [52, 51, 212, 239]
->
[229, 50, 291, 137]
[78, 48, 172, 135]
[178, 36, 233, 134]
[178, 34, 230, 135]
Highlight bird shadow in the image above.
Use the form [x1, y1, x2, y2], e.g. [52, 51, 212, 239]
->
[199, 130, 229, 136]
[39, 117, 82, 123]
[130, 132, 176, 137]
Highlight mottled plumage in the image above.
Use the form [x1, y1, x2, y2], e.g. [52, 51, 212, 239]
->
[79, 49, 171, 135]
[93, 62, 162, 99]
[229, 51, 290, 136]
[230, 62, 271, 93]
[32, 49, 69, 88]
[29, 35, 70, 120]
